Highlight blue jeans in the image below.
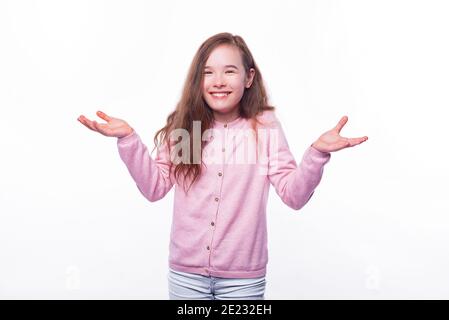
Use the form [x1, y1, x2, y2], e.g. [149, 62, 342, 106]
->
[168, 268, 266, 300]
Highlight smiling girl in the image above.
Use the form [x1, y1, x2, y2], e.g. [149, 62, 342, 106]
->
[78, 32, 368, 300]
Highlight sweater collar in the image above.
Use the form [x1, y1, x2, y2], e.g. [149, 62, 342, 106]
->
[212, 115, 243, 128]
[203, 116, 245, 142]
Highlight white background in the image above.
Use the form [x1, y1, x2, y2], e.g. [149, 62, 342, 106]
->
[1, 0, 448, 299]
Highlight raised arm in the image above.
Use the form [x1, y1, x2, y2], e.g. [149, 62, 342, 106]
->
[267, 113, 368, 210]
[77, 110, 174, 202]
[266, 112, 332, 210]
[117, 131, 174, 202]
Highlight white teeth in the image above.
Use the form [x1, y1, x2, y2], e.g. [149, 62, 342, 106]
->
[211, 92, 230, 97]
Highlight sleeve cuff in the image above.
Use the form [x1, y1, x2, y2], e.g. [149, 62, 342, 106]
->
[307, 144, 331, 163]
[117, 129, 137, 145]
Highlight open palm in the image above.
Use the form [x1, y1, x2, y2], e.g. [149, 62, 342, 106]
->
[312, 116, 368, 153]
[77, 111, 134, 138]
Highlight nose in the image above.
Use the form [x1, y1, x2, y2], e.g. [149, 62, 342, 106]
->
[213, 74, 226, 88]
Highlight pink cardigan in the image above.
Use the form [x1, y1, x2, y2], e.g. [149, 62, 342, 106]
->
[117, 110, 331, 278]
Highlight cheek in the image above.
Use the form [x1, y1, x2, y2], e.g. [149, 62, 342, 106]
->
[229, 77, 246, 91]
[202, 82, 210, 97]
[203, 78, 215, 91]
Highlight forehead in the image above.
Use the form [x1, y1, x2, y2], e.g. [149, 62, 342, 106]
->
[205, 45, 243, 68]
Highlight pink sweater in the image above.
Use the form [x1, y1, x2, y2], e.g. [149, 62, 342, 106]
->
[117, 110, 331, 278]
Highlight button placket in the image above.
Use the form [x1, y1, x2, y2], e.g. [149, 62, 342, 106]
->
[207, 122, 230, 270]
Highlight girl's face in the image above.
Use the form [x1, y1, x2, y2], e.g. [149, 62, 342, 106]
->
[202, 45, 255, 120]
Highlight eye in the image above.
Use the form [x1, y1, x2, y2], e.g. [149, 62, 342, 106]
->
[203, 71, 212, 74]
[226, 70, 235, 74]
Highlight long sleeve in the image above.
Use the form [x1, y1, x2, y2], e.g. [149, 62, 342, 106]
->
[117, 130, 174, 202]
[267, 115, 331, 210]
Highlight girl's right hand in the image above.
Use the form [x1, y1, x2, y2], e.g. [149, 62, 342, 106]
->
[77, 111, 134, 138]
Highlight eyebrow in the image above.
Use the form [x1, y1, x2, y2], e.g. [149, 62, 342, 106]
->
[204, 65, 239, 70]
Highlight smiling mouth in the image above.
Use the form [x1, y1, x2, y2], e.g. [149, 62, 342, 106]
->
[210, 92, 231, 98]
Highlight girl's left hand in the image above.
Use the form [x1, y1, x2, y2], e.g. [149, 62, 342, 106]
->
[311, 116, 368, 153]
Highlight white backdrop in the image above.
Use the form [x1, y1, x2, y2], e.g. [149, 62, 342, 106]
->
[1, 0, 448, 299]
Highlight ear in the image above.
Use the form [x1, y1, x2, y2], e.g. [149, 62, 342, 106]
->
[245, 68, 256, 88]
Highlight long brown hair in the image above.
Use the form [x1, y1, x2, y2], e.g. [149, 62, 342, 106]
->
[153, 32, 275, 193]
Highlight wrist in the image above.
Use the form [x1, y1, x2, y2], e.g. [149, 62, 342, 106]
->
[120, 128, 134, 139]
[311, 142, 327, 153]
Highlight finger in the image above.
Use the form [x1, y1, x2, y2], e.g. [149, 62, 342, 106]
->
[91, 120, 104, 134]
[78, 115, 99, 132]
[96, 110, 111, 122]
[92, 121, 112, 136]
[347, 136, 368, 147]
[334, 116, 348, 134]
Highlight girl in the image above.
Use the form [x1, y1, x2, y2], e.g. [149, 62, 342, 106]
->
[77, 32, 368, 300]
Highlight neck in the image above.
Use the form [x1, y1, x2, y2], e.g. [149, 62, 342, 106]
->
[213, 108, 240, 123]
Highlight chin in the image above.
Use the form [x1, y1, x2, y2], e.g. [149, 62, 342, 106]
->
[210, 106, 235, 114]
